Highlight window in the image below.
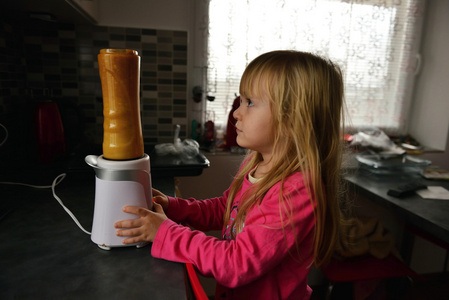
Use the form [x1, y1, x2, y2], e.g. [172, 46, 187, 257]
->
[206, 0, 425, 134]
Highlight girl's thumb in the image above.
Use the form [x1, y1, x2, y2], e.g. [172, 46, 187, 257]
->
[152, 201, 164, 213]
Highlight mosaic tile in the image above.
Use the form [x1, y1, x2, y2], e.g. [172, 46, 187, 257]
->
[110, 34, 125, 41]
[0, 20, 188, 145]
[109, 27, 125, 34]
[109, 41, 126, 49]
[142, 29, 157, 36]
[142, 35, 157, 43]
[126, 28, 141, 35]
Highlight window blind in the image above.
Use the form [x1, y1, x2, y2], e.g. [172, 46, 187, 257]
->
[206, 0, 424, 134]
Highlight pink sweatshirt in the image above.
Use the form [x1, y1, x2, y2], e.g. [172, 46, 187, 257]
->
[151, 171, 315, 300]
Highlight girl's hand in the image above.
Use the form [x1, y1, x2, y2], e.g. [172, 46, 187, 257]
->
[152, 188, 169, 212]
[114, 202, 167, 244]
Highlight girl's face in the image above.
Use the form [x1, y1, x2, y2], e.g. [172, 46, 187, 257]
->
[233, 93, 275, 156]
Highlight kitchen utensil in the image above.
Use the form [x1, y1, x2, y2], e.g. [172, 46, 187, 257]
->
[35, 101, 66, 163]
[86, 154, 152, 250]
[98, 49, 143, 160]
[85, 49, 151, 250]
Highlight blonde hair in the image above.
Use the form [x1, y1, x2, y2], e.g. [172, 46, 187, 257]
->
[223, 50, 345, 267]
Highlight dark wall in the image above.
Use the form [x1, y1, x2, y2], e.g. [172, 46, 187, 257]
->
[0, 18, 188, 167]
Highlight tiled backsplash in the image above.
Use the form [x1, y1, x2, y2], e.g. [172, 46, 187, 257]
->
[0, 19, 188, 153]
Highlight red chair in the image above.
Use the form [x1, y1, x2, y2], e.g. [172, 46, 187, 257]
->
[185, 263, 209, 300]
[321, 254, 423, 299]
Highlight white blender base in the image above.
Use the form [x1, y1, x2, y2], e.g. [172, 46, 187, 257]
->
[97, 242, 149, 251]
[98, 244, 112, 251]
[87, 154, 152, 250]
[91, 178, 152, 249]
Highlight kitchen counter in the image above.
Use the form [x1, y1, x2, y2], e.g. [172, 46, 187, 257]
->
[149, 149, 210, 177]
[344, 168, 449, 260]
[63, 144, 210, 178]
[0, 170, 185, 299]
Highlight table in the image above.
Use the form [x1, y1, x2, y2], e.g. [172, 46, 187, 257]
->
[344, 168, 449, 262]
[149, 149, 210, 177]
[0, 170, 185, 299]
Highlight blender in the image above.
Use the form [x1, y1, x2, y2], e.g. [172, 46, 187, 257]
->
[86, 49, 152, 250]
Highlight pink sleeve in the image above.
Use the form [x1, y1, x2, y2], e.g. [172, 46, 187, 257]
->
[151, 175, 315, 288]
[164, 188, 230, 231]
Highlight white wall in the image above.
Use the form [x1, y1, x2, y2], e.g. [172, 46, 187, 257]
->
[409, 0, 449, 153]
[176, 153, 243, 199]
[97, 0, 192, 30]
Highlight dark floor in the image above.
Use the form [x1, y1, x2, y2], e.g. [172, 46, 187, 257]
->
[200, 273, 449, 299]
[403, 273, 449, 300]
[311, 273, 449, 300]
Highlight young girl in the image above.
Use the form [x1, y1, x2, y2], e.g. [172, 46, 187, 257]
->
[115, 50, 345, 300]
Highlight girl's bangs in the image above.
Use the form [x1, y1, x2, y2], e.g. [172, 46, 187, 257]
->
[240, 65, 272, 100]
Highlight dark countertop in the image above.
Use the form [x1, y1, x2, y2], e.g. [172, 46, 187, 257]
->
[344, 168, 449, 246]
[0, 170, 185, 299]
[149, 150, 210, 177]
[0, 142, 210, 179]
[64, 144, 210, 178]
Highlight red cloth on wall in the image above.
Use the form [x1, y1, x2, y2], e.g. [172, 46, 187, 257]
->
[225, 96, 240, 149]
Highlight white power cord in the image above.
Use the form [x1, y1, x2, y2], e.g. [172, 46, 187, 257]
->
[0, 173, 92, 235]
[0, 123, 91, 234]
[51, 173, 92, 235]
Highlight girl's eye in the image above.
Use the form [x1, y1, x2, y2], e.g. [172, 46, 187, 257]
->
[240, 96, 254, 107]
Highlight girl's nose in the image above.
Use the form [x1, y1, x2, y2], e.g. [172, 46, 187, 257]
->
[233, 105, 241, 120]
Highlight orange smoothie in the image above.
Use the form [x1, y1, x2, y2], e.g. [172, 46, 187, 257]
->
[98, 49, 144, 160]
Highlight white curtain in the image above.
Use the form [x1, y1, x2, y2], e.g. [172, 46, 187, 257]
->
[206, 0, 425, 134]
